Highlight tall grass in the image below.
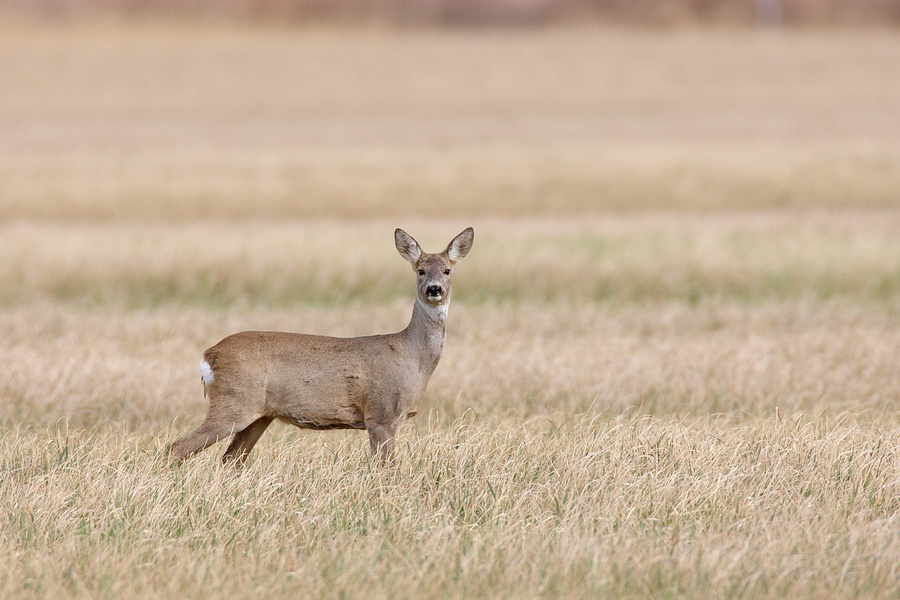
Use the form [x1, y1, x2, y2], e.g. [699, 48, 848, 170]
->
[3, 215, 900, 597]
[3, 21, 900, 599]
[3, 415, 900, 599]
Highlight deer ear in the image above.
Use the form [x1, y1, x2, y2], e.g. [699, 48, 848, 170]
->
[395, 229, 422, 264]
[446, 227, 474, 263]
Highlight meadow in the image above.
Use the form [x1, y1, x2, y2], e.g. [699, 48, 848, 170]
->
[2, 19, 900, 599]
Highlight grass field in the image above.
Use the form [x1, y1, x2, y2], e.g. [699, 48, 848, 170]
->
[2, 19, 900, 599]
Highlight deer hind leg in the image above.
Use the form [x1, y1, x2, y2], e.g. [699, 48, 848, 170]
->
[169, 390, 265, 461]
[222, 416, 274, 465]
[169, 419, 237, 460]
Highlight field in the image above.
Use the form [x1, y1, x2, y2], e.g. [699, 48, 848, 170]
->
[2, 19, 900, 599]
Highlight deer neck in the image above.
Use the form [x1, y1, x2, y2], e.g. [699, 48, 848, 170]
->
[403, 297, 448, 374]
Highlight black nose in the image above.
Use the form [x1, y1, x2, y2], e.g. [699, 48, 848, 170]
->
[426, 285, 443, 297]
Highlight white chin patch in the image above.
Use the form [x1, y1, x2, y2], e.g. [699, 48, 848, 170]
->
[427, 294, 443, 303]
[199, 359, 214, 385]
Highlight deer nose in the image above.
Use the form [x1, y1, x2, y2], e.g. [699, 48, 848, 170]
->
[426, 285, 443, 297]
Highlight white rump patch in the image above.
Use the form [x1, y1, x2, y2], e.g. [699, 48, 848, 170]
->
[199, 359, 214, 385]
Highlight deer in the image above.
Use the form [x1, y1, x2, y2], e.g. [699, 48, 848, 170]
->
[168, 227, 474, 466]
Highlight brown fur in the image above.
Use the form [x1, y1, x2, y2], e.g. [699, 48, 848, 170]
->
[169, 227, 473, 465]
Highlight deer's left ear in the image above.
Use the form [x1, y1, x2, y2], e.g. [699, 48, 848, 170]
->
[446, 227, 474, 263]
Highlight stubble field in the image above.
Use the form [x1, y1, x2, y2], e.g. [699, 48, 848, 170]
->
[2, 19, 900, 599]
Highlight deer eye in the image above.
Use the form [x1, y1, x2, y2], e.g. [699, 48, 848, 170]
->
[444, 269, 451, 275]
[417, 270, 426, 276]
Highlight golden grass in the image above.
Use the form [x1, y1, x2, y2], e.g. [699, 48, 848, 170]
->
[3, 416, 900, 599]
[3, 216, 900, 597]
[3, 20, 900, 600]
[3, 240, 900, 429]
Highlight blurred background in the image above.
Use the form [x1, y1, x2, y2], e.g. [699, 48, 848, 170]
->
[2, 0, 900, 26]
[2, 0, 900, 423]
[1, 0, 899, 414]
[2, 0, 899, 223]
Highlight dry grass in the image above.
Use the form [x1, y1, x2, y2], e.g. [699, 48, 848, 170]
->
[1, 23, 899, 219]
[3, 20, 900, 600]
[3, 217, 900, 598]
[3, 416, 900, 599]
[3, 289, 900, 430]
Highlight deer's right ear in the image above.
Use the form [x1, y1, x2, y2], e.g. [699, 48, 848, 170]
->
[395, 229, 422, 264]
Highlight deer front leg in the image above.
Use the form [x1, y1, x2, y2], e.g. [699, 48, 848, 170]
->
[367, 421, 400, 465]
[222, 416, 274, 465]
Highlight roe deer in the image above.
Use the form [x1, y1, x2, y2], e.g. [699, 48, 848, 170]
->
[169, 227, 474, 465]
